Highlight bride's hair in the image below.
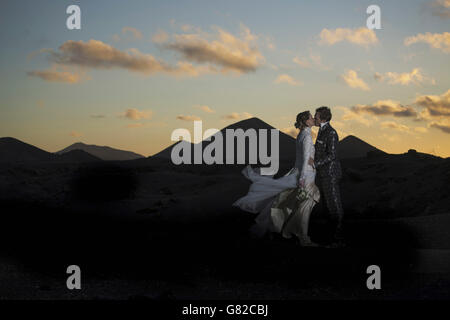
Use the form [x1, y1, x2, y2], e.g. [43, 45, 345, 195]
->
[295, 111, 311, 131]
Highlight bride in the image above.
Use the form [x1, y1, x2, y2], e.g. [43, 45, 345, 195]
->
[232, 111, 320, 246]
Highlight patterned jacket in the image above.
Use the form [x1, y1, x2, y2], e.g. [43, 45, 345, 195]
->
[314, 122, 342, 180]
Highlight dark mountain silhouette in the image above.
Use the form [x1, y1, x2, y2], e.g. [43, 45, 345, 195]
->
[151, 117, 296, 163]
[0, 137, 102, 163]
[56, 149, 102, 162]
[224, 117, 296, 158]
[151, 117, 386, 163]
[151, 140, 190, 159]
[57, 142, 144, 161]
[0, 137, 57, 163]
[338, 135, 386, 159]
[0, 118, 391, 165]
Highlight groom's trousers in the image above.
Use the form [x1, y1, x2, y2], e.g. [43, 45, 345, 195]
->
[317, 175, 344, 238]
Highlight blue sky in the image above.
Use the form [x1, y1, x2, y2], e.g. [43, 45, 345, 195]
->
[0, 0, 449, 156]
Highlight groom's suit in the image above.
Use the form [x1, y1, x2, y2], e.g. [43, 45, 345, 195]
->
[314, 122, 344, 238]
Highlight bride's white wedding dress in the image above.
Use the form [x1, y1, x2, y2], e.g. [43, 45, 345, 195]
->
[232, 126, 320, 244]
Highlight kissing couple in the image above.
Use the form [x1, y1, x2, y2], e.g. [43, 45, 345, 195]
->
[233, 106, 345, 248]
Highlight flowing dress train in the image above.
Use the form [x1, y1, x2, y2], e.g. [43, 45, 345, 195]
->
[232, 127, 320, 242]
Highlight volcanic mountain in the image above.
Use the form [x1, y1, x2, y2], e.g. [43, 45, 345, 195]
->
[0, 137, 104, 163]
[151, 117, 384, 162]
[56, 149, 102, 162]
[0, 137, 102, 163]
[338, 135, 386, 159]
[151, 117, 296, 162]
[57, 142, 144, 161]
[0, 137, 57, 163]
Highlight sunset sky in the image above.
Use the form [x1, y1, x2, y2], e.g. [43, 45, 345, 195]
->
[1, 0, 449, 157]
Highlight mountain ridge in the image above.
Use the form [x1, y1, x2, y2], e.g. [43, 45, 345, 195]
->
[151, 117, 295, 159]
[150, 117, 387, 160]
[338, 135, 386, 159]
[1, 117, 436, 163]
[57, 142, 144, 161]
[0, 137, 100, 163]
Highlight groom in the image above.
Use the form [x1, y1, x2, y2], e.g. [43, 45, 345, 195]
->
[308, 106, 345, 246]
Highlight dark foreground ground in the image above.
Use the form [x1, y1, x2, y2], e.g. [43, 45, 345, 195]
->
[0, 154, 449, 300]
[1, 200, 449, 300]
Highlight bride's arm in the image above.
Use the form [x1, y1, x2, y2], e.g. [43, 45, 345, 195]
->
[299, 133, 312, 186]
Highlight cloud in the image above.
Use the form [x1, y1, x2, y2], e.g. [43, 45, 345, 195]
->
[176, 114, 201, 121]
[42, 39, 213, 77]
[122, 27, 143, 40]
[126, 121, 167, 129]
[340, 70, 370, 91]
[309, 53, 331, 70]
[35, 25, 266, 80]
[428, 0, 450, 19]
[293, 52, 331, 70]
[415, 89, 450, 117]
[152, 30, 169, 43]
[414, 127, 428, 133]
[292, 56, 310, 68]
[404, 32, 450, 53]
[337, 106, 373, 126]
[122, 108, 153, 120]
[381, 133, 400, 143]
[374, 72, 383, 81]
[181, 24, 194, 32]
[381, 121, 410, 132]
[222, 112, 253, 120]
[194, 105, 215, 113]
[330, 121, 350, 139]
[113, 27, 143, 42]
[318, 27, 378, 48]
[429, 120, 450, 133]
[331, 120, 345, 129]
[168, 61, 216, 77]
[69, 131, 82, 138]
[49, 40, 166, 72]
[339, 90, 449, 137]
[351, 100, 417, 117]
[160, 24, 265, 73]
[416, 109, 434, 121]
[27, 48, 53, 61]
[274, 74, 302, 86]
[374, 68, 436, 85]
[27, 67, 85, 83]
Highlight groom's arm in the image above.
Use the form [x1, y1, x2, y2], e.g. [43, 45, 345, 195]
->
[314, 130, 339, 168]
